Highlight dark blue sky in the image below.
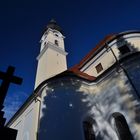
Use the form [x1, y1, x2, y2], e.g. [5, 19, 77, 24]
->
[0, 0, 140, 121]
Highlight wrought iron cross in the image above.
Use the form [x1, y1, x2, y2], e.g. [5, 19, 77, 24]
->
[0, 66, 23, 109]
[0, 66, 22, 127]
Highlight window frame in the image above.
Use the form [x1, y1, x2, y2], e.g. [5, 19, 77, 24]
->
[95, 63, 103, 73]
[54, 40, 59, 46]
[112, 112, 133, 140]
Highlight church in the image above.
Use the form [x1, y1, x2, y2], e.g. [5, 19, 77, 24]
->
[6, 20, 140, 140]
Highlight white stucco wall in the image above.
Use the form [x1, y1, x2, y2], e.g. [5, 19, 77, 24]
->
[81, 33, 140, 77]
[35, 28, 67, 88]
[81, 48, 116, 77]
[38, 62, 140, 140]
[8, 98, 40, 140]
[35, 46, 67, 88]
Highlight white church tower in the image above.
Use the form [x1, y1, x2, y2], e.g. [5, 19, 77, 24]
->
[35, 19, 68, 88]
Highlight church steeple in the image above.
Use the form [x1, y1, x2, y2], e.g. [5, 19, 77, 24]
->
[34, 19, 68, 89]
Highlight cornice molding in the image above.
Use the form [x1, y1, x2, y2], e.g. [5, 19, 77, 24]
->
[37, 41, 68, 60]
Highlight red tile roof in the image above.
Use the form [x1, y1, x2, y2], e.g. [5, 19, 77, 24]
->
[69, 34, 116, 80]
[77, 34, 116, 68]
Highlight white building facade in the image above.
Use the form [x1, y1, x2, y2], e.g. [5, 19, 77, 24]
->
[6, 24, 140, 140]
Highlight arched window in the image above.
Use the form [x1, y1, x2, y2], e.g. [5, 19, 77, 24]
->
[112, 112, 133, 140]
[54, 40, 59, 46]
[83, 117, 96, 140]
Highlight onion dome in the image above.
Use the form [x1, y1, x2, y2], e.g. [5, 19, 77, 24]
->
[45, 19, 63, 34]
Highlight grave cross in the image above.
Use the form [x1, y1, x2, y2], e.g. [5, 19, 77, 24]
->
[0, 66, 22, 137]
[0, 66, 23, 109]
